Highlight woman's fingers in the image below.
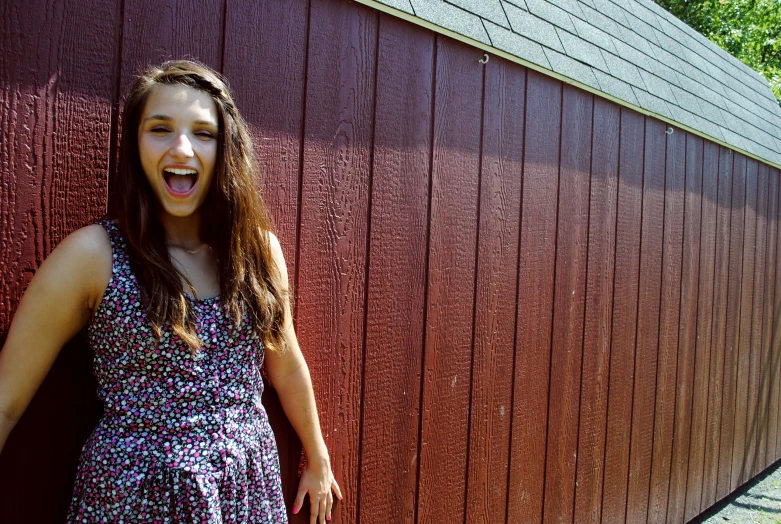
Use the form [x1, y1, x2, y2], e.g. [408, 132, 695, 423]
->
[332, 479, 343, 500]
[293, 487, 306, 516]
[309, 497, 317, 524]
[326, 491, 334, 521]
[309, 495, 324, 524]
[320, 495, 328, 524]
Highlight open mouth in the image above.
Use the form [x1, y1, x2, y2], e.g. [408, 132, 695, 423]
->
[163, 167, 199, 195]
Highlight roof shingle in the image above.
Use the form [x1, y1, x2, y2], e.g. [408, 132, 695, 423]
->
[360, 0, 781, 166]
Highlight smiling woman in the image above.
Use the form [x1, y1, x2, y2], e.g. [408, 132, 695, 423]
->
[138, 86, 218, 214]
[0, 60, 341, 524]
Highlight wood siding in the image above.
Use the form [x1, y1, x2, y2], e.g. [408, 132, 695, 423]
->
[2, 1, 781, 522]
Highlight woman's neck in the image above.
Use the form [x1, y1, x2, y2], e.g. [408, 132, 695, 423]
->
[159, 211, 204, 250]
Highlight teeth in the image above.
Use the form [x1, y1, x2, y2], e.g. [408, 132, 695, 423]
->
[165, 168, 197, 175]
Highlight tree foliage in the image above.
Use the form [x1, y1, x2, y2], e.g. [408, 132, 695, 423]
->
[654, 0, 781, 104]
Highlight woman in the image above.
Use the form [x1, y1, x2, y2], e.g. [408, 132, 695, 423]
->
[0, 60, 341, 523]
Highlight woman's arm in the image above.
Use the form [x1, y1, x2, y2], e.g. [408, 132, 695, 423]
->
[0, 224, 112, 452]
[263, 233, 342, 524]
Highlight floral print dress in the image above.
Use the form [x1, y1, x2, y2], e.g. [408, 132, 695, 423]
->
[67, 220, 287, 523]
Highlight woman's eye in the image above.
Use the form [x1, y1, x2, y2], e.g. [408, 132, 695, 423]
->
[151, 127, 170, 134]
[196, 131, 215, 139]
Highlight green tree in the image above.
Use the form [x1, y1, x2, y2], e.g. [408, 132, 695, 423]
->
[654, 0, 781, 104]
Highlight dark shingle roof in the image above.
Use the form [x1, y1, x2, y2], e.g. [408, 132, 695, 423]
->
[358, 0, 781, 167]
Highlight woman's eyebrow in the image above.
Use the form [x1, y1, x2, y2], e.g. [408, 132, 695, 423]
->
[144, 114, 217, 127]
[144, 114, 172, 122]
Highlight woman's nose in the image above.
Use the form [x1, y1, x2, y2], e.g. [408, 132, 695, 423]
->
[170, 132, 194, 159]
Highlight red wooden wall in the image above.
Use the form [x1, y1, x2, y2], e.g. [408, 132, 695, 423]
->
[2, 0, 781, 523]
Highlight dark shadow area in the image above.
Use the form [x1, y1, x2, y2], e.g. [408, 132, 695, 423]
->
[734, 268, 781, 496]
[745, 492, 781, 502]
[732, 500, 781, 513]
[0, 331, 102, 524]
[689, 457, 781, 523]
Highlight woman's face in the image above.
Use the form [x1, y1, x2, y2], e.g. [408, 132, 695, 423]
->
[138, 83, 219, 219]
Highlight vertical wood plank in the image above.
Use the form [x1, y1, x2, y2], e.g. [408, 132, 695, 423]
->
[647, 125, 686, 524]
[770, 168, 781, 461]
[543, 85, 593, 524]
[716, 152, 744, 500]
[573, 98, 620, 524]
[464, 57, 525, 524]
[684, 140, 719, 521]
[749, 160, 768, 476]
[506, 70, 561, 524]
[0, 0, 120, 520]
[0, 0, 119, 328]
[415, 36, 483, 523]
[222, 0, 309, 506]
[774, 167, 781, 462]
[701, 147, 733, 508]
[359, 14, 433, 524]
[760, 164, 774, 470]
[601, 109, 644, 524]
[294, 1, 378, 521]
[730, 154, 755, 490]
[626, 118, 667, 524]
[764, 170, 779, 466]
[223, 0, 307, 281]
[666, 134, 704, 524]
[120, 0, 224, 94]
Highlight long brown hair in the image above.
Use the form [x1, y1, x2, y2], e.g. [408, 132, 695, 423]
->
[108, 60, 286, 353]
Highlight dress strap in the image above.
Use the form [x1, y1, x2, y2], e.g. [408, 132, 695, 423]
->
[95, 219, 128, 255]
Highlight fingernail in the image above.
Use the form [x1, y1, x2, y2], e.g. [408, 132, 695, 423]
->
[327, 517, 332, 521]
[292, 507, 299, 515]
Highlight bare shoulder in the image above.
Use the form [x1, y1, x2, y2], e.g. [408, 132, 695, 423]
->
[264, 229, 281, 250]
[260, 229, 283, 260]
[55, 223, 112, 266]
[44, 223, 113, 309]
[260, 229, 289, 285]
[61, 222, 112, 252]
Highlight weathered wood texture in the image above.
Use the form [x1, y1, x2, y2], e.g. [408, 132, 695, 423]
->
[2, 1, 781, 523]
[667, 134, 704, 524]
[626, 118, 667, 524]
[602, 108, 645, 524]
[719, 153, 746, 498]
[573, 97, 620, 524]
[0, 0, 120, 521]
[774, 167, 781, 463]
[358, 14, 432, 524]
[506, 69, 561, 524]
[464, 53, 524, 524]
[647, 120, 686, 524]
[416, 36, 483, 523]
[749, 161, 768, 477]
[293, 2, 377, 522]
[702, 147, 734, 507]
[222, 0, 310, 509]
[766, 170, 780, 468]
[543, 85, 593, 524]
[732, 157, 757, 490]
[685, 141, 720, 520]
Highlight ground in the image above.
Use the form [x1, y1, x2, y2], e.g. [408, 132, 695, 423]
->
[695, 460, 781, 523]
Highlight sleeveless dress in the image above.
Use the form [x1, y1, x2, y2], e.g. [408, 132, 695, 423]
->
[66, 220, 288, 523]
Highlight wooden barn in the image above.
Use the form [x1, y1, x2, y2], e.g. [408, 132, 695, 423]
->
[2, 0, 781, 522]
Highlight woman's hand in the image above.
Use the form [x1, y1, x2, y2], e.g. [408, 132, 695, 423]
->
[292, 460, 343, 523]
[263, 233, 343, 521]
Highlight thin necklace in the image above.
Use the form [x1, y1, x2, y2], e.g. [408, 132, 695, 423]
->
[167, 243, 212, 255]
